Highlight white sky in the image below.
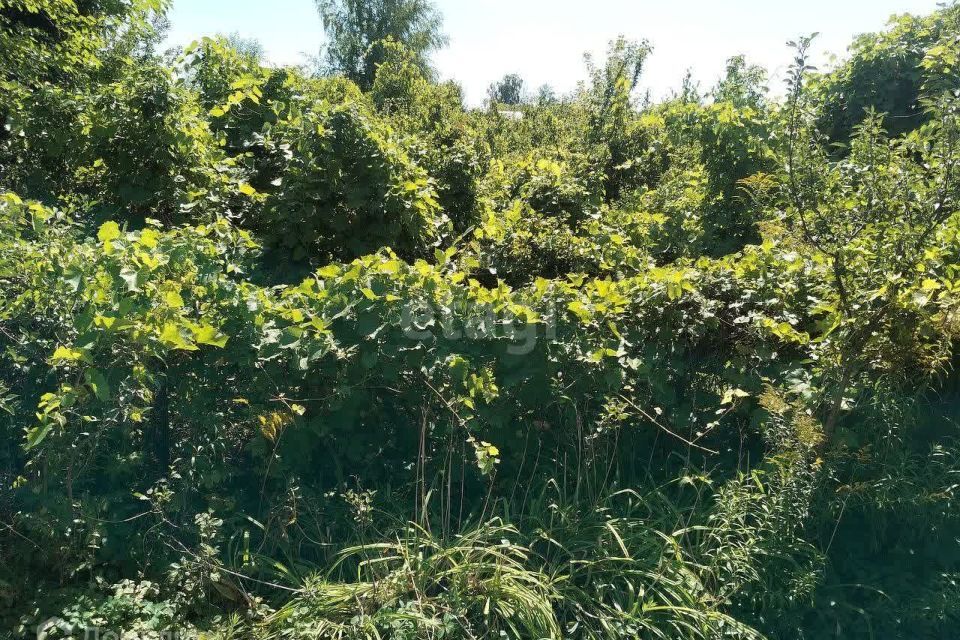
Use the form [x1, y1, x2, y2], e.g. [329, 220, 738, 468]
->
[165, 0, 945, 105]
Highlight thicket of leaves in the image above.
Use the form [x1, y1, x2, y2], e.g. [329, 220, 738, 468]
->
[1, 2, 960, 639]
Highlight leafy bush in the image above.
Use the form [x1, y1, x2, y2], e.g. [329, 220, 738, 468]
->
[253, 101, 446, 268]
[1, 61, 246, 229]
[814, 5, 960, 143]
[483, 152, 601, 226]
[371, 39, 485, 231]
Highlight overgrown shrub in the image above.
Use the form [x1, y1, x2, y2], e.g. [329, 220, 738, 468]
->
[3, 3, 960, 639]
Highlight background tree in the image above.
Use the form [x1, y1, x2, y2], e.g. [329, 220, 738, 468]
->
[488, 72, 526, 105]
[712, 55, 767, 109]
[675, 68, 703, 104]
[535, 83, 558, 105]
[315, 0, 447, 90]
[583, 36, 653, 201]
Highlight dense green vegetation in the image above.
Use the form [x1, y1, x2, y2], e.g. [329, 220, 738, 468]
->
[2, 1, 960, 638]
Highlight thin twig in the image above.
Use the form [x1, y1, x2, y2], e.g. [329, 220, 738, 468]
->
[619, 395, 718, 455]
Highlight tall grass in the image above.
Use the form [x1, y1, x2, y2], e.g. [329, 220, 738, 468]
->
[261, 480, 776, 639]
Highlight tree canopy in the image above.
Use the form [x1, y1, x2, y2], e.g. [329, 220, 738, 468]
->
[488, 73, 526, 105]
[315, 0, 447, 90]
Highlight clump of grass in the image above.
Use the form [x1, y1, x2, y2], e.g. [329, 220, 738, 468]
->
[517, 485, 767, 639]
[263, 485, 769, 640]
[264, 520, 561, 639]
